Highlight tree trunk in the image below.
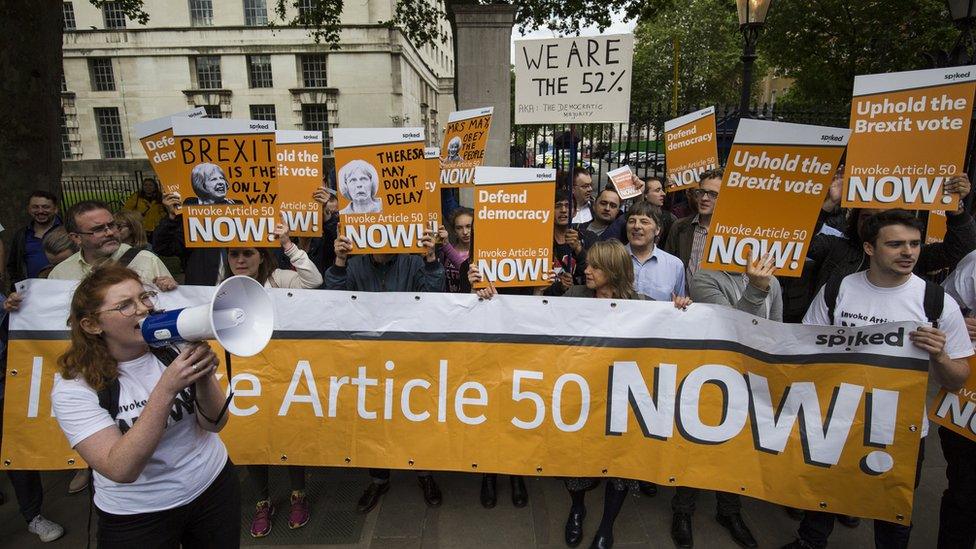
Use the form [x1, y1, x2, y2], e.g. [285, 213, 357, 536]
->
[0, 1, 63, 237]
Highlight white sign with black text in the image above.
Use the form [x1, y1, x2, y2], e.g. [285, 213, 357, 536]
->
[514, 34, 634, 125]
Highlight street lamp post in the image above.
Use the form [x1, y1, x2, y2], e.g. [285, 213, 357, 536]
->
[736, 0, 773, 119]
[947, 0, 976, 66]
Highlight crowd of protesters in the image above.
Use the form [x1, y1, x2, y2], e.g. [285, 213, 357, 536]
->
[1, 165, 975, 549]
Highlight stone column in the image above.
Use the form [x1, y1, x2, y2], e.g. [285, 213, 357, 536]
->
[451, 5, 516, 206]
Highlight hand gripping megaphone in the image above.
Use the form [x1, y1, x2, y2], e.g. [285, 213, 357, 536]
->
[140, 275, 274, 357]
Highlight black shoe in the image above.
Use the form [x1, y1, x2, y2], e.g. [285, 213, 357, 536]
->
[671, 512, 693, 548]
[480, 475, 497, 508]
[356, 481, 389, 514]
[511, 476, 528, 507]
[565, 507, 586, 547]
[838, 514, 860, 528]
[589, 533, 613, 549]
[419, 475, 442, 507]
[784, 506, 805, 520]
[638, 481, 657, 497]
[716, 513, 757, 548]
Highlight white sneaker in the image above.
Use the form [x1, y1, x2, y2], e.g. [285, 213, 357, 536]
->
[28, 515, 64, 542]
[68, 468, 91, 494]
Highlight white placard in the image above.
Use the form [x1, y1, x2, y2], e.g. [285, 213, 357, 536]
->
[514, 34, 634, 125]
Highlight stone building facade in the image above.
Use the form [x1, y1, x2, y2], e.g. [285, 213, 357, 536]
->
[59, 0, 455, 175]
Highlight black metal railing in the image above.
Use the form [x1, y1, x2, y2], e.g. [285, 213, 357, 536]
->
[511, 103, 853, 187]
[60, 171, 144, 213]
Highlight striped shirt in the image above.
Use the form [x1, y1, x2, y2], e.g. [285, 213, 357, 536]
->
[688, 215, 709, 277]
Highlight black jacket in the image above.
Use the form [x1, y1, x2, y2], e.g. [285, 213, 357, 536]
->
[324, 254, 445, 292]
[6, 218, 63, 287]
[152, 215, 221, 286]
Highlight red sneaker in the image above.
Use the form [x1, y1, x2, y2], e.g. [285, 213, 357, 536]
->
[249, 500, 275, 538]
[288, 490, 310, 529]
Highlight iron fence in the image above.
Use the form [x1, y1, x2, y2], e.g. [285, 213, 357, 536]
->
[60, 171, 144, 213]
[511, 103, 853, 188]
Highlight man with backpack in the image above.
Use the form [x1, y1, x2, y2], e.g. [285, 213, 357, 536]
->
[785, 209, 972, 549]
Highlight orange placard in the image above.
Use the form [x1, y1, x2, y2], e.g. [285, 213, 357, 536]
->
[440, 107, 493, 186]
[472, 167, 555, 288]
[276, 130, 324, 237]
[843, 66, 976, 210]
[664, 107, 719, 192]
[927, 210, 948, 244]
[171, 118, 279, 248]
[702, 119, 850, 277]
[334, 128, 429, 255]
[135, 107, 207, 197]
[930, 356, 976, 441]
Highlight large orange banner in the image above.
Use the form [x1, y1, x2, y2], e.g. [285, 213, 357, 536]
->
[333, 128, 430, 255]
[843, 66, 976, 210]
[440, 107, 493, 186]
[702, 119, 850, 277]
[171, 118, 278, 248]
[134, 107, 206, 197]
[664, 106, 719, 192]
[472, 167, 556, 288]
[276, 130, 324, 238]
[1, 280, 932, 524]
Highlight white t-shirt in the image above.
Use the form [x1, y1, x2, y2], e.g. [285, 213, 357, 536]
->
[52, 352, 228, 515]
[804, 271, 974, 436]
[943, 249, 976, 311]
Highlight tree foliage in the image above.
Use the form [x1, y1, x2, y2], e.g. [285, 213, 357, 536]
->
[630, 0, 760, 113]
[762, 0, 957, 109]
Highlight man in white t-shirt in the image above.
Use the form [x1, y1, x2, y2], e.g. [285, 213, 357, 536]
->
[787, 209, 972, 549]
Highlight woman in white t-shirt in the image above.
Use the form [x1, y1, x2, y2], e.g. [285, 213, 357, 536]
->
[52, 264, 239, 548]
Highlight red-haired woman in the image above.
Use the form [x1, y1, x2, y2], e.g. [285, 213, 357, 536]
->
[52, 264, 239, 547]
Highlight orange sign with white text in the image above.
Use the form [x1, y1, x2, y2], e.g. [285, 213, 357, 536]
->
[440, 107, 493, 186]
[171, 118, 279, 248]
[425, 147, 443, 230]
[276, 130, 324, 237]
[843, 66, 976, 211]
[702, 119, 850, 277]
[664, 107, 718, 192]
[334, 128, 430, 255]
[930, 356, 976, 442]
[472, 167, 555, 288]
[135, 108, 206, 196]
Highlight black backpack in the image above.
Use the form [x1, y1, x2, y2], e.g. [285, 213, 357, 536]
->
[823, 274, 945, 327]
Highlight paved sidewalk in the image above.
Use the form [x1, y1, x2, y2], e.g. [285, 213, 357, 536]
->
[0, 429, 950, 549]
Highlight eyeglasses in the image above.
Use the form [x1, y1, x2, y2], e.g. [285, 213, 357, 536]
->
[691, 189, 720, 200]
[94, 291, 158, 317]
[73, 222, 118, 237]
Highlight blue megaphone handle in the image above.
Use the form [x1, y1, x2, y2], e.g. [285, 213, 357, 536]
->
[141, 308, 188, 348]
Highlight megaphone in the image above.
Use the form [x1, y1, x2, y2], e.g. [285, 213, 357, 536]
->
[140, 275, 274, 357]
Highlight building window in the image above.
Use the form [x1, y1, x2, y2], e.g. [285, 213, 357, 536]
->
[189, 0, 213, 26]
[243, 0, 268, 26]
[249, 104, 276, 122]
[247, 55, 273, 88]
[88, 58, 116, 91]
[94, 107, 125, 159]
[60, 110, 72, 159]
[63, 2, 76, 30]
[300, 54, 327, 88]
[194, 56, 222, 89]
[302, 104, 330, 152]
[297, 0, 314, 15]
[200, 105, 222, 118]
[102, 2, 127, 28]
